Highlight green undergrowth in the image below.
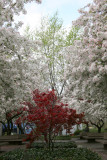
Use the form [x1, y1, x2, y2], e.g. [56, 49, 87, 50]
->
[0, 148, 102, 160]
[54, 135, 72, 140]
[38, 135, 72, 141]
[31, 141, 77, 149]
[89, 128, 107, 133]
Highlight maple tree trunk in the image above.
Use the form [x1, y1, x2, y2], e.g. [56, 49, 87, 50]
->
[43, 133, 48, 145]
[44, 132, 54, 151]
[48, 129, 54, 151]
[48, 131, 51, 150]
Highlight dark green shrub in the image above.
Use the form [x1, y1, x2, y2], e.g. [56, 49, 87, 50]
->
[54, 141, 77, 148]
[55, 135, 71, 140]
[31, 141, 77, 149]
[74, 130, 82, 135]
[0, 148, 102, 160]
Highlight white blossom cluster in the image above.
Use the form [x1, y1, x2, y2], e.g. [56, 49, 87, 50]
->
[64, 0, 107, 122]
[0, 0, 107, 127]
[0, 0, 42, 123]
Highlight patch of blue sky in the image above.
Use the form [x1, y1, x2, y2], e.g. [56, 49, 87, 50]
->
[14, 0, 93, 34]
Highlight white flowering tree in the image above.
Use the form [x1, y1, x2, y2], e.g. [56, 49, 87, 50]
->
[64, 0, 107, 132]
[0, 0, 42, 135]
[24, 12, 80, 98]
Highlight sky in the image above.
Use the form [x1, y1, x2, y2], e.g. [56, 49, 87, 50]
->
[15, 0, 93, 34]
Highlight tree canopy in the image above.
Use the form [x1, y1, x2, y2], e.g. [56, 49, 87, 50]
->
[64, 0, 107, 128]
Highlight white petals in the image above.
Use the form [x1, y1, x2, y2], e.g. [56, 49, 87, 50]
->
[89, 62, 97, 72]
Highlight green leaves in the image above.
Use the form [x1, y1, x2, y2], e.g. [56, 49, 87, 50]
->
[0, 148, 102, 160]
[24, 12, 81, 96]
[65, 26, 81, 46]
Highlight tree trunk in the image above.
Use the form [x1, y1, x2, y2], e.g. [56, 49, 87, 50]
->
[18, 124, 24, 134]
[43, 132, 48, 145]
[98, 127, 101, 133]
[0, 121, 7, 135]
[7, 120, 13, 135]
[90, 119, 104, 133]
[0, 123, 2, 136]
[48, 129, 53, 151]
[84, 123, 89, 132]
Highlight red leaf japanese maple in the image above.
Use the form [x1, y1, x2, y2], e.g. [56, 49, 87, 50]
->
[16, 89, 85, 149]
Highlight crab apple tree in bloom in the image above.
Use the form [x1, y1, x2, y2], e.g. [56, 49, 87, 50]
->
[16, 89, 85, 149]
[0, 0, 42, 134]
[64, 0, 107, 132]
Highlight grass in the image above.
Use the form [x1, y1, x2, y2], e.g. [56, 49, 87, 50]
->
[89, 128, 107, 133]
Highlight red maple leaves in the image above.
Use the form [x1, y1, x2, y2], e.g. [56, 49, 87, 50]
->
[16, 89, 85, 148]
